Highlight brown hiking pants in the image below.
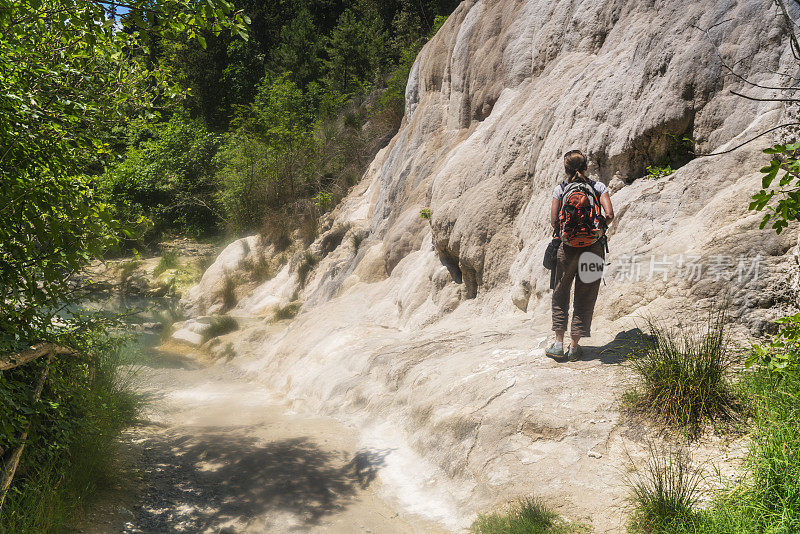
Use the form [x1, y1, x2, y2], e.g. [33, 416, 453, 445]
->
[552, 239, 605, 338]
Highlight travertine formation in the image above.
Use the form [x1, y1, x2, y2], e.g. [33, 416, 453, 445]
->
[182, 1, 800, 530]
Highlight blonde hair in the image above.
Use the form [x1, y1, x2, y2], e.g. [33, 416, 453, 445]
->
[563, 150, 588, 183]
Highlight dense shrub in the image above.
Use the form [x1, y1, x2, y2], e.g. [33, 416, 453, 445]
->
[215, 73, 318, 233]
[0, 337, 139, 533]
[102, 111, 221, 239]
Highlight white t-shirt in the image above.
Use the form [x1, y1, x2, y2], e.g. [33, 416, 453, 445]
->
[552, 180, 608, 200]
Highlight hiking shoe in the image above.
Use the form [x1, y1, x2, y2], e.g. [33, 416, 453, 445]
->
[566, 344, 583, 361]
[545, 343, 564, 359]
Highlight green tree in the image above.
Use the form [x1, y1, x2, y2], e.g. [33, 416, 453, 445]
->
[217, 73, 318, 231]
[0, 0, 247, 354]
[270, 8, 324, 88]
[323, 0, 388, 95]
[103, 111, 222, 238]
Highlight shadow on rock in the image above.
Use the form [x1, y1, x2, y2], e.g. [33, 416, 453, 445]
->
[581, 328, 655, 364]
[346, 448, 393, 489]
[128, 430, 387, 532]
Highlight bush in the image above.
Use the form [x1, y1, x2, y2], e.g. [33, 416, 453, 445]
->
[215, 73, 318, 234]
[101, 111, 222, 240]
[646, 165, 673, 179]
[623, 309, 737, 436]
[626, 443, 701, 533]
[746, 312, 800, 379]
[750, 141, 800, 235]
[0, 337, 139, 533]
[297, 251, 318, 287]
[471, 497, 584, 534]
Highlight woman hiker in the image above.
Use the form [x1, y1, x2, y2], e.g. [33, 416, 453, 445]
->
[545, 150, 614, 361]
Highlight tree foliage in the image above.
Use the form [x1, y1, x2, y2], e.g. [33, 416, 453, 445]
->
[216, 73, 318, 231]
[747, 313, 800, 379]
[103, 111, 221, 238]
[0, 0, 246, 351]
[323, 0, 387, 95]
[104, 0, 457, 240]
[750, 141, 800, 235]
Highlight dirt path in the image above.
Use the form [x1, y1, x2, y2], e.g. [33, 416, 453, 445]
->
[91, 350, 449, 533]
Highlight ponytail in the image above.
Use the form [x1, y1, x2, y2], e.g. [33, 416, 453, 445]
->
[563, 149, 588, 183]
[571, 168, 588, 183]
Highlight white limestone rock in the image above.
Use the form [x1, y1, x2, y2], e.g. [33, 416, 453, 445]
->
[183, 1, 800, 530]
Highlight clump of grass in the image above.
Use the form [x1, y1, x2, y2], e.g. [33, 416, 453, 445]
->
[351, 232, 365, 253]
[641, 371, 800, 534]
[196, 254, 215, 275]
[240, 252, 271, 283]
[297, 251, 318, 287]
[261, 208, 292, 251]
[153, 250, 179, 277]
[626, 443, 701, 533]
[273, 302, 301, 322]
[221, 274, 237, 311]
[298, 206, 319, 244]
[206, 315, 238, 338]
[117, 259, 141, 283]
[646, 165, 673, 179]
[471, 497, 585, 534]
[624, 309, 737, 437]
[251, 253, 271, 282]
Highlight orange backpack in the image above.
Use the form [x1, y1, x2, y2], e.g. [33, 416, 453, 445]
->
[557, 181, 605, 247]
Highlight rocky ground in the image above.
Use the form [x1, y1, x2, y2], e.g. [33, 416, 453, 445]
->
[83, 341, 447, 534]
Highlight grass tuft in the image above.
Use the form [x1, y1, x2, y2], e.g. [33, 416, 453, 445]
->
[626, 443, 701, 533]
[273, 302, 301, 322]
[206, 315, 238, 338]
[351, 232, 365, 253]
[117, 259, 141, 285]
[221, 274, 237, 311]
[624, 308, 737, 437]
[153, 250, 179, 277]
[297, 251, 318, 287]
[471, 497, 586, 534]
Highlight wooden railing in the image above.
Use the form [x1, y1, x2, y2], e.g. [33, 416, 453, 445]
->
[0, 344, 76, 510]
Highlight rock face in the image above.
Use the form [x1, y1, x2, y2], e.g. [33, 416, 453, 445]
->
[185, 1, 800, 530]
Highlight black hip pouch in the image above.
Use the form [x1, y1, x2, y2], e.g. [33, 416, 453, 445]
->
[543, 238, 560, 270]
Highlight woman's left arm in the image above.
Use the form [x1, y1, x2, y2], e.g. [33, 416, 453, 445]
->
[550, 197, 561, 228]
[599, 192, 614, 224]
